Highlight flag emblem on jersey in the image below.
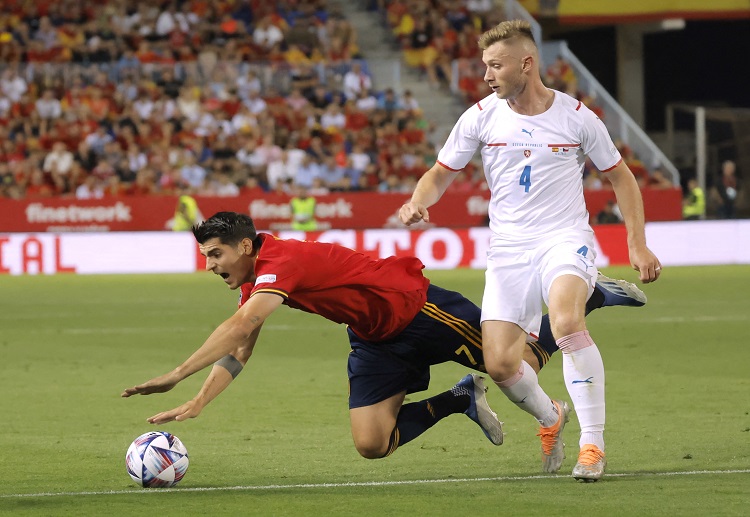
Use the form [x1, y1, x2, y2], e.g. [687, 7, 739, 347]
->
[524, 149, 531, 158]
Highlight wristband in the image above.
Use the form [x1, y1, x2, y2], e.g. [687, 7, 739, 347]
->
[215, 354, 243, 379]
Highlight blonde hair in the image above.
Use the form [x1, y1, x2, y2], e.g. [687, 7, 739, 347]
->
[478, 20, 536, 50]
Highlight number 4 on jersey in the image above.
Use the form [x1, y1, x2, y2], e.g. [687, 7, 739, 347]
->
[519, 165, 532, 192]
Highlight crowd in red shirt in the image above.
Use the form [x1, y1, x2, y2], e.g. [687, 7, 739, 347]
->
[0, 0, 488, 201]
[0, 0, 669, 201]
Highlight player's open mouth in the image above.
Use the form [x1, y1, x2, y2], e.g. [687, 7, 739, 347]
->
[219, 273, 230, 280]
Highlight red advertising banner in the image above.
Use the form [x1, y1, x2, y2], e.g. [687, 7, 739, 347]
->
[2, 220, 749, 275]
[0, 189, 682, 233]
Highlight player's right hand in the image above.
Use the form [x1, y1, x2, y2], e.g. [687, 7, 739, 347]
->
[121, 371, 180, 397]
[147, 399, 203, 425]
[399, 201, 429, 226]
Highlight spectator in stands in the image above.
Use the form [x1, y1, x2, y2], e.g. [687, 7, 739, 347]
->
[296, 153, 323, 188]
[647, 168, 674, 190]
[377, 87, 401, 114]
[309, 176, 330, 196]
[320, 102, 346, 132]
[244, 88, 268, 115]
[0, 0, 454, 202]
[179, 151, 207, 189]
[318, 155, 349, 190]
[343, 62, 372, 101]
[210, 172, 241, 197]
[402, 16, 434, 75]
[35, 89, 62, 121]
[252, 15, 285, 53]
[266, 149, 297, 191]
[75, 173, 104, 199]
[400, 89, 420, 114]
[82, 125, 113, 158]
[446, 170, 476, 193]
[545, 56, 577, 96]
[0, 68, 27, 103]
[157, 68, 184, 100]
[595, 200, 623, 225]
[43, 142, 74, 177]
[355, 88, 378, 112]
[236, 69, 262, 101]
[155, 2, 179, 38]
[241, 175, 266, 197]
[682, 178, 705, 220]
[285, 15, 322, 60]
[285, 88, 310, 111]
[714, 159, 740, 219]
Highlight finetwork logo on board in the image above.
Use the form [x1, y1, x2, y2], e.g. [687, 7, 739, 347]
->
[25, 202, 133, 223]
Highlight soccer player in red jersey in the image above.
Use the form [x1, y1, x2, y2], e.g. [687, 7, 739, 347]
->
[122, 212, 645, 459]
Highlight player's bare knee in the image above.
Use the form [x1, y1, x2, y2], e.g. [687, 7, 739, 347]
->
[550, 315, 585, 339]
[354, 439, 388, 459]
[485, 357, 520, 383]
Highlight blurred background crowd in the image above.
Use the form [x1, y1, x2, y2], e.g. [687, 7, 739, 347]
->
[0, 0, 741, 220]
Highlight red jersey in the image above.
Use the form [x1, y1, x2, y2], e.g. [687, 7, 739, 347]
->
[239, 234, 430, 341]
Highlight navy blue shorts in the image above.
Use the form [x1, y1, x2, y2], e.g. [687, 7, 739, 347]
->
[347, 284, 486, 409]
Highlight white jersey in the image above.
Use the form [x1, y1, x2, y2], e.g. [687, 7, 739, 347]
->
[437, 90, 621, 244]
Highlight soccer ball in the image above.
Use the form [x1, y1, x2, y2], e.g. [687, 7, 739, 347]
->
[126, 431, 189, 488]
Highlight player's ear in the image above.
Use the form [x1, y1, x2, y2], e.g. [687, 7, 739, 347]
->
[241, 237, 254, 255]
[521, 55, 532, 72]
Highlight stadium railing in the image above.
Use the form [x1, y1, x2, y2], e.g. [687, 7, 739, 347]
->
[539, 40, 680, 186]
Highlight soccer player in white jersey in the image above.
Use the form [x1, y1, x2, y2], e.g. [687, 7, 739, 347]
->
[399, 20, 661, 481]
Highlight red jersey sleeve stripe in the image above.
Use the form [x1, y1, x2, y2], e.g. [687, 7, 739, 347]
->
[601, 158, 623, 173]
[252, 288, 289, 298]
[477, 101, 483, 110]
[575, 101, 582, 111]
[437, 159, 464, 172]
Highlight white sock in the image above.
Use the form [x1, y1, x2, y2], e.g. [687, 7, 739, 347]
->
[495, 360, 558, 427]
[557, 331, 605, 451]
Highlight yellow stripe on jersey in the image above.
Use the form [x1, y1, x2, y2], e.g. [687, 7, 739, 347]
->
[420, 302, 482, 349]
[252, 288, 289, 298]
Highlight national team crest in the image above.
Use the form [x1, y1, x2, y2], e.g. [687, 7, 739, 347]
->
[524, 149, 531, 158]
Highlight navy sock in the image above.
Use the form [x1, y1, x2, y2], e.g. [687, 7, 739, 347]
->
[388, 388, 470, 452]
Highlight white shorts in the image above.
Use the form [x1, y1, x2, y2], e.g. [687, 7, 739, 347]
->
[481, 230, 598, 338]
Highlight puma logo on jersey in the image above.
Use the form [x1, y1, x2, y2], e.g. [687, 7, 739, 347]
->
[521, 128, 535, 138]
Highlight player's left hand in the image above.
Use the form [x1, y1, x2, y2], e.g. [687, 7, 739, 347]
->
[121, 370, 181, 397]
[147, 399, 203, 425]
[629, 245, 662, 284]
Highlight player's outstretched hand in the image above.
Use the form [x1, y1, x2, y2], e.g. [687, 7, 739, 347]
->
[630, 245, 662, 284]
[399, 201, 429, 226]
[147, 400, 203, 425]
[121, 371, 180, 398]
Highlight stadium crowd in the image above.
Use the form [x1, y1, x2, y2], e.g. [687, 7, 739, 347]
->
[377, 0, 676, 194]
[0, 0, 674, 203]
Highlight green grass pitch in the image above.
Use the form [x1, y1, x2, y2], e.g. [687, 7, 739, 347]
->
[0, 266, 748, 516]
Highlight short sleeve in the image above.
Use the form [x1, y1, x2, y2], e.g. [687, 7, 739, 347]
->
[579, 106, 621, 172]
[436, 106, 483, 171]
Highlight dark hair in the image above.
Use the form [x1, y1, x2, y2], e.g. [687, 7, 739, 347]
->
[192, 211, 259, 246]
